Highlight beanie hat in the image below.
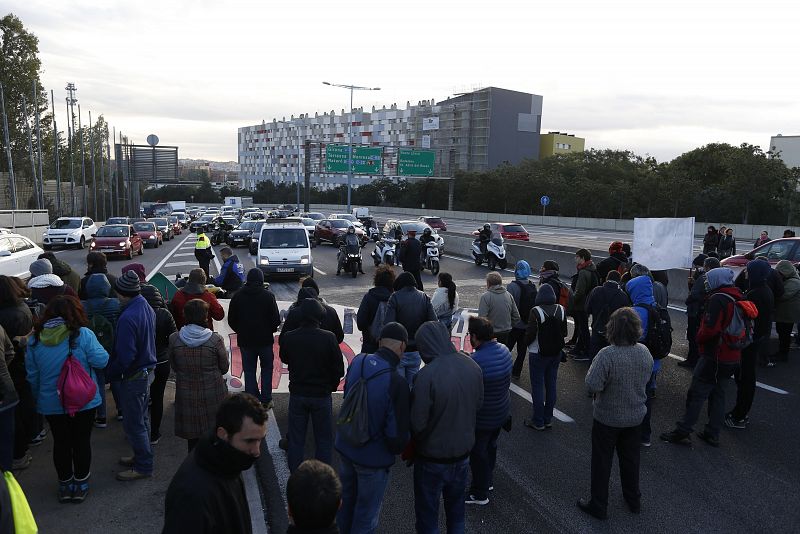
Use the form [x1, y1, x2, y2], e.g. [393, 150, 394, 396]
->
[535, 283, 556, 305]
[115, 270, 141, 296]
[121, 262, 147, 282]
[541, 260, 560, 272]
[609, 241, 624, 254]
[379, 322, 409, 343]
[29, 259, 53, 277]
[246, 268, 265, 286]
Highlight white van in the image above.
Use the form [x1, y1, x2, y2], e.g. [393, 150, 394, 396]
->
[257, 219, 313, 279]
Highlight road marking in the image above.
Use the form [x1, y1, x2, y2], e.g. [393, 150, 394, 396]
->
[243, 466, 268, 534]
[509, 383, 576, 423]
[163, 261, 202, 268]
[171, 252, 196, 257]
[146, 233, 192, 281]
[265, 410, 289, 511]
[755, 381, 790, 395]
[313, 267, 327, 276]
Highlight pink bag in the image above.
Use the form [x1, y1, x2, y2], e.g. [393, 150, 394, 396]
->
[57, 339, 97, 417]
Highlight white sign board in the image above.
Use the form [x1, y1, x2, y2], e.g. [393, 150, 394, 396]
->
[422, 134, 431, 149]
[422, 117, 439, 131]
[632, 217, 695, 270]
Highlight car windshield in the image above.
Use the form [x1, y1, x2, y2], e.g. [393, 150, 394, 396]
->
[400, 222, 431, 234]
[97, 226, 127, 237]
[133, 222, 155, 232]
[754, 241, 795, 261]
[334, 214, 357, 222]
[304, 213, 325, 220]
[491, 235, 504, 245]
[237, 221, 257, 231]
[330, 220, 351, 229]
[425, 217, 443, 224]
[152, 218, 168, 226]
[198, 215, 214, 222]
[106, 217, 127, 225]
[169, 216, 178, 223]
[299, 218, 314, 226]
[223, 218, 239, 226]
[50, 219, 81, 229]
[502, 224, 526, 233]
[259, 228, 308, 248]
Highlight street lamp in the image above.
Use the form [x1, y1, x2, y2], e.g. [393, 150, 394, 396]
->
[322, 81, 381, 212]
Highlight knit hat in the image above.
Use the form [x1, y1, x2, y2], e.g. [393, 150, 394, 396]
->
[630, 263, 651, 278]
[29, 259, 53, 277]
[121, 262, 147, 282]
[379, 322, 408, 344]
[246, 268, 264, 286]
[115, 270, 141, 296]
[535, 283, 556, 305]
[608, 241, 624, 254]
[541, 260, 559, 272]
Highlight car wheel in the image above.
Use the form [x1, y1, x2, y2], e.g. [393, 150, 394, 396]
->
[315, 235, 322, 246]
[77, 236, 85, 250]
[138, 244, 144, 256]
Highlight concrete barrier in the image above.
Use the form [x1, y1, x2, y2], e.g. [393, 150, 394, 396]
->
[0, 210, 51, 245]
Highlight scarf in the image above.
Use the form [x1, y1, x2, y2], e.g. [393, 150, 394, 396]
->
[28, 274, 65, 289]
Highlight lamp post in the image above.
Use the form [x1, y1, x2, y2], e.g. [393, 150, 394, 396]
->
[322, 81, 380, 212]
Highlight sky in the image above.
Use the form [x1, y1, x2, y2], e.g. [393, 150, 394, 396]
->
[9, 0, 800, 162]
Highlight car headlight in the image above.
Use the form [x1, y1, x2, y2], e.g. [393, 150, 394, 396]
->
[148, 236, 155, 240]
[90, 241, 96, 248]
[259, 258, 269, 265]
[300, 255, 309, 265]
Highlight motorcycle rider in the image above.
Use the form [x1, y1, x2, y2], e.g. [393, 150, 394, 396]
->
[337, 226, 364, 276]
[419, 227, 437, 264]
[477, 224, 492, 255]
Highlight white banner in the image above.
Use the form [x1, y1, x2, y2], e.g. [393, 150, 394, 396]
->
[422, 135, 431, 149]
[422, 117, 439, 131]
[632, 217, 695, 270]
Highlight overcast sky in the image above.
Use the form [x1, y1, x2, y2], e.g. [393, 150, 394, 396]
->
[11, 0, 799, 162]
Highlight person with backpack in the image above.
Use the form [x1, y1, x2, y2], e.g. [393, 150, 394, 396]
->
[523, 284, 567, 430]
[28, 259, 78, 304]
[356, 265, 396, 355]
[596, 242, 628, 282]
[478, 272, 521, 348]
[771, 260, 800, 364]
[584, 270, 630, 362]
[431, 272, 460, 330]
[466, 316, 512, 506]
[25, 295, 109, 503]
[680, 256, 721, 369]
[507, 261, 537, 378]
[37, 251, 81, 293]
[577, 308, 653, 520]
[80, 274, 121, 429]
[570, 249, 600, 360]
[385, 272, 436, 387]
[78, 252, 118, 300]
[335, 322, 410, 534]
[661, 267, 749, 448]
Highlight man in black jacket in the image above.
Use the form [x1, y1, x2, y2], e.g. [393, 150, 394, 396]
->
[398, 230, 424, 290]
[595, 241, 628, 282]
[585, 271, 630, 360]
[78, 251, 118, 299]
[385, 272, 436, 387]
[680, 256, 720, 369]
[280, 287, 344, 344]
[280, 298, 344, 472]
[162, 393, 268, 534]
[229, 268, 281, 410]
[355, 265, 395, 354]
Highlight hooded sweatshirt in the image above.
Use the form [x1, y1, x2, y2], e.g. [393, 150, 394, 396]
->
[507, 261, 536, 329]
[81, 273, 121, 327]
[478, 283, 521, 334]
[745, 260, 774, 338]
[228, 279, 281, 348]
[626, 276, 661, 373]
[385, 273, 436, 350]
[696, 267, 744, 363]
[411, 322, 483, 461]
[281, 287, 344, 344]
[774, 260, 800, 323]
[524, 284, 568, 353]
[356, 286, 393, 354]
[28, 274, 78, 304]
[179, 324, 214, 347]
[46, 255, 81, 292]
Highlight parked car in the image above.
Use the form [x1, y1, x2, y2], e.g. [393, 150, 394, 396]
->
[490, 222, 529, 241]
[42, 217, 97, 250]
[0, 230, 44, 279]
[132, 221, 162, 248]
[314, 219, 366, 246]
[721, 237, 800, 276]
[329, 213, 363, 228]
[227, 220, 264, 250]
[150, 218, 174, 241]
[106, 216, 130, 226]
[419, 216, 447, 232]
[189, 214, 215, 233]
[276, 204, 298, 213]
[169, 216, 183, 236]
[89, 224, 144, 260]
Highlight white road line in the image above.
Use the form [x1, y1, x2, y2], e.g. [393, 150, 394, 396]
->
[171, 252, 196, 257]
[509, 383, 576, 423]
[266, 410, 289, 511]
[243, 466, 268, 534]
[146, 233, 192, 281]
[163, 261, 201, 268]
[755, 381, 790, 395]
[313, 267, 327, 276]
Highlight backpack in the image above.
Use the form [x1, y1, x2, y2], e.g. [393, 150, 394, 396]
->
[25, 298, 46, 320]
[369, 300, 389, 342]
[512, 280, 537, 325]
[86, 300, 115, 353]
[639, 304, 673, 359]
[532, 305, 565, 356]
[57, 333, 98, 417]
[337, 355, 392, 447]
[718, 293, 757, 350]
[552, 280, 574, 315]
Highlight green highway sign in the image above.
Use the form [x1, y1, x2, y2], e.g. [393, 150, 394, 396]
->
[325, 144, 383, 175]
[397, 149, 435, 177]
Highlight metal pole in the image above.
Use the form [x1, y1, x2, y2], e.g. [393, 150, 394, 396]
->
[99, 127, 105, 221]
[22, 95, 40, 208]
[33, 81, 45, 209]
[66, 99, 75, 216]
[296, 125, 301, 208]
[78, 105, 87, 214]
[88, 110, 97, 220]
[347, 86, 353, 212]
[112, 127, 117, 215]
[50, 90, 61, 216]
[0, 82, 16, 210]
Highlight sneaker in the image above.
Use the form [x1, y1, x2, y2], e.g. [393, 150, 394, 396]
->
[641, 440, 652, 447]
[576, 498, 607, 520]
[94, 417, 107, 429]
[12, 454, 31, 471]
[71, 481, 89, 503]
[58, 480, 74, 504]
[116, 469, 152, 482]
[150, 433, 161, 445]
[724, 413, 747, 430]
[524, 419, 545, 431]
[660, 429, 692, 445]
[677, 359, 696, 368]
[30, 429, 47, 446]
[697, 430, 720, 447]
[119, 456, 135, 467]
[544, 421, 553, 429]
[488, 486, 494, 492]
[465, 494, 489, 505]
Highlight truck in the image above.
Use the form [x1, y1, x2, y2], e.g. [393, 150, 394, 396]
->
[352, 207, 369, 218]
[224, 196, 254, 208]
[168, 200, 186, 213]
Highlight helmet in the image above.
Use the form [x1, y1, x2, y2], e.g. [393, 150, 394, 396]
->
[423, 228, 432, 236]
[347, 226, 355, 234]
[483, 224, 491, 231]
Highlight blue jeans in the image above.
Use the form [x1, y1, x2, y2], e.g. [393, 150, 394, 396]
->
[240, 343, 274, 404]
[468, 427, 500, 500]
[529, 352, 560, 427]
[120, 370, 155, 474]
[414, 458, 469, 534]
[337, 455, 390, 534]
[397, 351, 421, 388]
[287, 394, 333, 472]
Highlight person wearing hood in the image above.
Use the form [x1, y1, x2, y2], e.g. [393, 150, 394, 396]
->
[585, 271, 630, 361]
[772, 259, 800, 363]
[280, 298, 344, 472]
[681, 256, 721, 369]
[228, 268, 281, 410]
[397, 229, 423, 290]
[385, 272, 436, 387]
[356, 265, 396, 354]
[281, 286, 344, 345]
[162, 393, 268, 534]
[168, 299, 229, 452]
[170, 268, 225, 330]
[25, 295, 108, 503]
[478, 272, 521, 348]
[213, 247, 245, 296]
[411, 321, 483, 533]
[726, 260, 774, 429]
[570, 249, 600, 359]
[37, 251, 80, 292]
[28, 259, 78, 304]
[78, 252, 118, 300]
[702, 226, 719, 254]
[661, 268, 744, 448]
[507, 261, 536, 377]
[628, 263, 668, 309]
[596, 242, 628, 282]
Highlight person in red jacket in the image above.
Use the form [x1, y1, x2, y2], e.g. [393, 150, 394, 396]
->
[170, 269, 225, 330]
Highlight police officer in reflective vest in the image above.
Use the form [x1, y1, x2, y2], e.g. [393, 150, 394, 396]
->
[194, 230, 213, 279]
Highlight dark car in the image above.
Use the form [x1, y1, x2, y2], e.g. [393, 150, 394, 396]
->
[491, 222, 529, 241]
[90, 224, 143, 260]
[314, 219, 366, 246]
[227, 220, 264, 251]
[129, 217, 146, 224]
[419, 216, 447, 232]
[106, 217, 130, 226]
[721, 237, 800, 276]
[189, 214, 215, 233]
[150, 218, 173, 241]
[132, 221, 162, 248]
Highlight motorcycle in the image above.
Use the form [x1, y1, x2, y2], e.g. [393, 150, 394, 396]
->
[338, 241, 364, 278]
[371, 237, 397, 266]
[471, 234, 508, 270]
[210, 224, 230, 246]
[423, 241, 440, 275]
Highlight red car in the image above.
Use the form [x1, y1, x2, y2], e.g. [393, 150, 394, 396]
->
[721, 237, 800, 275]
[169, 216, 183, 236]
[314, 219, 367, 246]
[90, 224, 144, 259]
[132, 221, 163, 248]
[418, 216, 447, 232]
[491, 222, 529, 241]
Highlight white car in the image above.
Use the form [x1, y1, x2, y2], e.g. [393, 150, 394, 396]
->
[0, 230, 45, 279]
[288, 216, 317, 245]
[257, 220, 313, 279]
[43, 217, 98, 249]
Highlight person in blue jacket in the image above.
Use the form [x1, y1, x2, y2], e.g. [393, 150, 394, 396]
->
[213, 247, 245, 296]
[626, 274, 660, 447]
[25, 295, 109, 503]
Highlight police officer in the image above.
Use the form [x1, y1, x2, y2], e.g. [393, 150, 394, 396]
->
[194, 229, 213, 279]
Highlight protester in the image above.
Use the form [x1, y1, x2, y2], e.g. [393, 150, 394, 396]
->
[78, 252, 118, 299]
[355, 265, 396, 354]
[507, 261, 536, 377]
[661, 268, 743, 447]
[109, 271, 157, 481]
[194, 229, 213, 280]
[478, 271, 521, 348]
[162, 393, 268, 534]
[629, 263, 668, 309]
[754, 231, 771, 248]
[170, 268, 225, 330]
[227, 268, 280, 410]
[772, 260, 800, 363]
[0, 326, 16, 472]
[596, 242, 628, 282]
[213, 247, 245, 296]
[288, 459, 342, 534]
[783, 229, 796, 238]
[335, 323, 411, 534]
[539, 260, 564, 299]
[282, 286, 345, 344]
[28, 259, 78, 304]
[680, 256, 721, 368]
[37, 251, 80, 292]
[717, 228, 736, 259]
[412, 321, 483, 534]
[466, 316, 512, 506]
[431, 272, 459, 330]
[398, 229, 424, 290]
[167, 299, 228, 452]
[577, 308, 653, 520]
[585, 271, 630, 361]
[702, 226, 719, 255]
[570, 249, 600, 359]
[385, 272, 436, 387]
[25, 295, 109, 503]
[280, 298, 344, 472]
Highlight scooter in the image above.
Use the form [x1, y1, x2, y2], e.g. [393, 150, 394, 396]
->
[423, 241, 440, 275]
[338, 242, 365, 278]
[471, 235, 508, 270]
[372, 237, 397, 266]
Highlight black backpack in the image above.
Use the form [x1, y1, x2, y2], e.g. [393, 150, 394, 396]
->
[337, 355, 392, 447]
[512, 280, 537, 325]
[639, 304, 672, 359]
[532, 305, 566, 356]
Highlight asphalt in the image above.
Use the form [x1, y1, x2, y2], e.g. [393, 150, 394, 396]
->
[20, 224, 800, 533]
